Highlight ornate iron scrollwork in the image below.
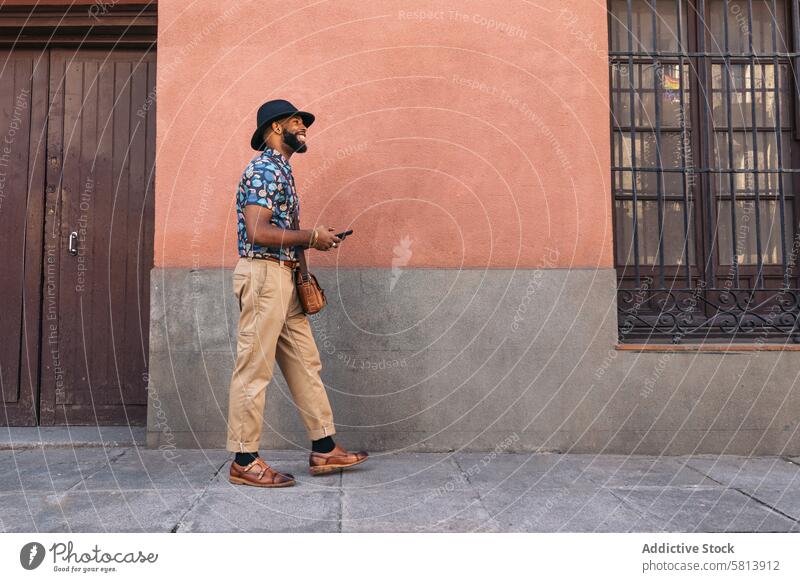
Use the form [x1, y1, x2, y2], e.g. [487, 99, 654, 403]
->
[618, 288, 800, 343]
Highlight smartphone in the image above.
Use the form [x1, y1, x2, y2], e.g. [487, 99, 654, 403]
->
[334, 229, 354, 240]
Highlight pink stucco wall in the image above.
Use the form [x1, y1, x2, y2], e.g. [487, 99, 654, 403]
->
[154, 0, 612, 269]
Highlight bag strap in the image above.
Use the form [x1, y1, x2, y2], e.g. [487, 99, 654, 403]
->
[265, 152, 309, 280]
[296, 241, 310, 281]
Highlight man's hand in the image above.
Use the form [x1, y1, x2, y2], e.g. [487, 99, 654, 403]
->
[312, 226, 342, 251]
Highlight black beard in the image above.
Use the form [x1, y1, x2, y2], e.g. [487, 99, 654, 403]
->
[283, 129, 307, 153]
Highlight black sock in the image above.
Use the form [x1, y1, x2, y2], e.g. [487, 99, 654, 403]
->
[235, 451, 259, 466]
[311, 436, 335, 453]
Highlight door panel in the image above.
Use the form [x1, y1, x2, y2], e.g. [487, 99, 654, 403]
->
[0, 50, 48, 426]
[39, 49, 155, 425]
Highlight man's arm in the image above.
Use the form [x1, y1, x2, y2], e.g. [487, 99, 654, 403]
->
[243, 205, 314, 248]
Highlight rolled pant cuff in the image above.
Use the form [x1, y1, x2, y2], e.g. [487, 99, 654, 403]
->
[226, 439, 262, 453]
[308, 425, 336, 441]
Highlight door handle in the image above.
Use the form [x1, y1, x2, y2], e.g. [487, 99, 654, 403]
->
[68, 231, 78, 255]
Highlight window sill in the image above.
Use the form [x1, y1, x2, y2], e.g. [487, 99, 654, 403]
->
[616, 343, 800, 353]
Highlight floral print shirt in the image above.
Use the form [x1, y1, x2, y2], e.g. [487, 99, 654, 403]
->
[236, 148, 299, 262]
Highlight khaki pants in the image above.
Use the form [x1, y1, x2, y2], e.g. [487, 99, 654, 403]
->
[226, 256, 335, 452]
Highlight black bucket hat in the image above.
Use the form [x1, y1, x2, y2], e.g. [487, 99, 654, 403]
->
[250, 99, 315, 150]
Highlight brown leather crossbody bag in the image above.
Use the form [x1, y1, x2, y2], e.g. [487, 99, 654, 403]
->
[269, 154, 327, 315]
[294, 248, 327, 315]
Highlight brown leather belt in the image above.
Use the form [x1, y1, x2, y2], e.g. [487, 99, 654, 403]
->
[249, 255, 298, 269]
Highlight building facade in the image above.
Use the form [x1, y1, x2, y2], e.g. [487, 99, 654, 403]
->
[2, 0, 799, 455]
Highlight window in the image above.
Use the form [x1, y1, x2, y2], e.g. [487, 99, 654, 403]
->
[609, 0, 800, 342]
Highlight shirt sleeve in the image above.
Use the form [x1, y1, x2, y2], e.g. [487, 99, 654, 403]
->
[242, 158, 279, 216]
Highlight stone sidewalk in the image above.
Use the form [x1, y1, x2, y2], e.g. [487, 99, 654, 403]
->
[2, 436, 800, 532]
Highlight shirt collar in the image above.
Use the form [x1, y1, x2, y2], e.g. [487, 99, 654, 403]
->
[262, 147, 291, 171]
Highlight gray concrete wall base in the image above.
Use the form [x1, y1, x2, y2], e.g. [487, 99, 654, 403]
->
[146, 267, 800, 454]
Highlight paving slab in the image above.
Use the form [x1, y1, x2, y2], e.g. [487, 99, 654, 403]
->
[0, 489, 200, 532]
[342, 453, 470, 493]
[455, 453, 715, 491]
[0, 449, 19, 469]
[0, 427, 145, 449]
[567, 455, 716, 488]
[342, 487, 501, 532]
[79, 449, 229, 492]
[176, 490, 341, 532]
[478, 484, 661, 532]
[0, 448, 130, 493]
[3, 447, 800, 532]
[684, 456, 800, 491]
[613, 486, 799, 532]
[682, 457, 800, 521]
[732, 487, 800, 523]
[452, 452, 595, 491]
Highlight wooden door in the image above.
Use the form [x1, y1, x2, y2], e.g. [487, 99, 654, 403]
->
[0, 46, 155, 426]
[0, 50, 49, 426]
[38, 49, 156, 425]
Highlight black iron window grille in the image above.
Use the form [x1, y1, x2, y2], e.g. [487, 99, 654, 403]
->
[609, 0, 800, 342]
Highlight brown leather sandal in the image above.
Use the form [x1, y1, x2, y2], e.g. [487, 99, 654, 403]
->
[229, 457, 296, 487]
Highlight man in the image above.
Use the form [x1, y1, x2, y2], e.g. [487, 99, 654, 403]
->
[226, 99, 368, 488]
